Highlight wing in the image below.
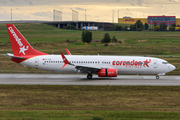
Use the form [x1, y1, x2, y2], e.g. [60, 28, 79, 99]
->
[60, 52, 110, 74]
[74, 64, 101, 73]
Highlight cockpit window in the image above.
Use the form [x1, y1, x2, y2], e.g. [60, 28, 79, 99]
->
[162, 62, 169, 64]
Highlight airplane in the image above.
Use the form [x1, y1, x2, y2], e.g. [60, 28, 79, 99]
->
[5, 24, 176, 79]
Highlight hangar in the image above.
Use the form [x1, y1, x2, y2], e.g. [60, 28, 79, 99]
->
[118, 16, 180, 25]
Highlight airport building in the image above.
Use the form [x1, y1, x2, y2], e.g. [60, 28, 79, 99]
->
[118, 16, 180, 25]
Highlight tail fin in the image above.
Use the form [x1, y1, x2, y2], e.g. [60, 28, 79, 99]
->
[6, 24, 48, 56]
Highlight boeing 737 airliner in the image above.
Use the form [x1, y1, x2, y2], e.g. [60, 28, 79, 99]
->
[5, 24, 176, 79]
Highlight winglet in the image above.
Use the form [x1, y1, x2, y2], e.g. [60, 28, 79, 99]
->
[60, 52, 70, 68]
[66, 49, 72, 55]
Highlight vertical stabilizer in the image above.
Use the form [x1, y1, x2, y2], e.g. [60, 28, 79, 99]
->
[6, 24, 48, 56]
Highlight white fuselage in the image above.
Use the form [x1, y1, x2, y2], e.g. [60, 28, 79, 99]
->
[20, 55, 175, 75]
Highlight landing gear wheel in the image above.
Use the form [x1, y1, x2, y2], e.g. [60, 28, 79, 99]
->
[156, 75, 159, 79]
[87, 74, 92, 79]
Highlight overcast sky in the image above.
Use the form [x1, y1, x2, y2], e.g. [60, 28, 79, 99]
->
[0, 0, 180, 22]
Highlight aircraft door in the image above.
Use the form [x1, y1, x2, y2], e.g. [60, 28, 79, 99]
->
[35, 58, 39, 66]
[153, 60, 158, 68]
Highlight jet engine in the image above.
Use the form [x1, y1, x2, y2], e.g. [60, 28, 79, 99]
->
[98, 68, 117, 77]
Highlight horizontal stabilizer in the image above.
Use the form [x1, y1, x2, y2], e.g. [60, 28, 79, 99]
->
[5, 53, 25, 59]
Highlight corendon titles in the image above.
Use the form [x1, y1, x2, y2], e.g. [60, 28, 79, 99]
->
[8, 27, 23, 47]
[8, 27, 29, 55]
[112, 59, 151, 68]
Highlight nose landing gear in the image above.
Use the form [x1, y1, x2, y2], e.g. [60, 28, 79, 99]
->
[156, 75, 159, 79]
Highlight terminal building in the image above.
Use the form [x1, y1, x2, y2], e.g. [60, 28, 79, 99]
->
[118, 16, 180, 25]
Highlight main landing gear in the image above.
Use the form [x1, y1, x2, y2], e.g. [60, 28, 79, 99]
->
[87, 74, 93, 79]
[156, 75, 159, 79]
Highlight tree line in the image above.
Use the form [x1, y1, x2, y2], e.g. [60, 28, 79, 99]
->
[105, 20, 179, 31]
[81, 31, 118, 44]
[65, 21, 179, 31]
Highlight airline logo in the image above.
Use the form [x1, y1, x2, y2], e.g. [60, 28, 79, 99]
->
[8, 27, 29, 55]
[112, 59, 151, 68]
[124, 19, 135, 22]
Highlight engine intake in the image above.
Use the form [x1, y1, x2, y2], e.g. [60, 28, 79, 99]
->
[98, 68, 117, 77]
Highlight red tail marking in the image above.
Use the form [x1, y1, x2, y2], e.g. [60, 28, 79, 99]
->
[66, 49, 72, 55]
[6, 24, 48, 56]
[60, 52, 70, 68]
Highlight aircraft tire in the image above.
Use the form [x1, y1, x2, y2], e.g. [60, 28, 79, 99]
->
[156, 75, 159, 79]
[87, 74, 92, 79]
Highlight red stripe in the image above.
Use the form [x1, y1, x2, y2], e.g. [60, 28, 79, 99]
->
[148, 16, 176, 18]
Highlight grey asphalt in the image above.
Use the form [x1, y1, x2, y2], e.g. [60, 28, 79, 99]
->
[0, 74, 180, 86]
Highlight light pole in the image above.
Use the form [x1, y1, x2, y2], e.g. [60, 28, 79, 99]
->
[53, 9, 55, 21]
[112, 10, 114, 23]
[118, 10, 119, 23]
[11, 9, 12, 21]
[85, 9, 86, 21]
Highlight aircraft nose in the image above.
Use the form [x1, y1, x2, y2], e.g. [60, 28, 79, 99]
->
[168, 64, 176, 71]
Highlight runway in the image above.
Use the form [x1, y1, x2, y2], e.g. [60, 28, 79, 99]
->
[0, 74, 180, 86]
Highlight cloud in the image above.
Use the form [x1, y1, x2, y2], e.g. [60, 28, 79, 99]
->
[169, 0, 179, 2]
[9, 0, 15, 3]
[1, 1, 180, 22]
[29, 2, 33, 6]
[130, 3, 135, 6]
[75, 7, 84, 11]
[1, 0, 7, 4]
[137, 0, 143, 6]
[95, 16, 100, 18]
[130, 0, 144, 7]
[31, 11, 52, 18]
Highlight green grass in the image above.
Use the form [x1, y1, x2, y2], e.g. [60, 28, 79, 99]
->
[0, 111, 180, 120]
[0, 85, 180, 119]
[1, 23, 180, 55]
[0, 85, 180, 111]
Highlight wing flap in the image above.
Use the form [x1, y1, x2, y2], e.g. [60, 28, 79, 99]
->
[75, 64, 101, 70]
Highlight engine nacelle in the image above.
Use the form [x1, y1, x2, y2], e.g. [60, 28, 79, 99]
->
[98, 68, 117, 77]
